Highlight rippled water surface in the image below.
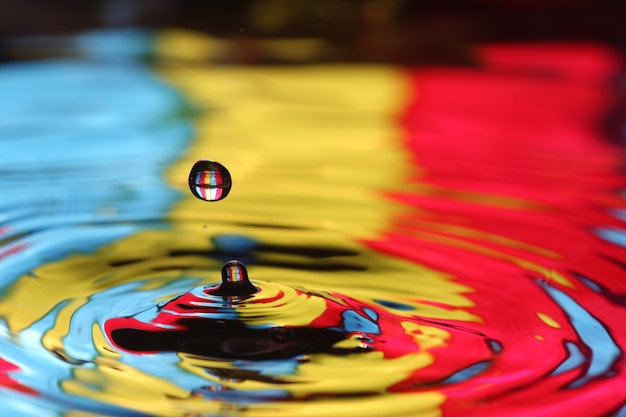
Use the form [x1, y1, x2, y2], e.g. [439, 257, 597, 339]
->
[1, 30, 626, 417]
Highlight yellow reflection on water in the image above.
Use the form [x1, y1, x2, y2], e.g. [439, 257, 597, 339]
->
[160, 58, 414, 238]
[62, 357, 197, 417]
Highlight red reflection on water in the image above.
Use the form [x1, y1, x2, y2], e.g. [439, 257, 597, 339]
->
[0, 359, 38, 396]
[0, 244, 27, 261]
[365, 43, 626, 415]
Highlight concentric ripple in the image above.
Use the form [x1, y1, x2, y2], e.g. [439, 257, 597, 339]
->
[0, 30, 625, 417]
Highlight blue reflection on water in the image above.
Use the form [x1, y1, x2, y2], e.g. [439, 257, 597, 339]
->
[0, 53, 193, 287]
[541, 282, 621, 387]
[0, 30, 199, 414]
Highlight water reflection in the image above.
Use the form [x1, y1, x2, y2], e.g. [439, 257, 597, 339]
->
[0, 29, 625, 417]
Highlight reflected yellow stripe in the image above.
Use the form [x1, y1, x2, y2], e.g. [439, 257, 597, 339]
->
[159, 60, 413, 239]
[409, 221, 560, 259]
[178, 350, 443, 417]
[398, 228, 573, 288]
[62, 357, 195, 417]
[249, 392, 445, 417]
[402, 322, 450, 350]
[42, 297, 87, 358]
[537, 312, 561, 329]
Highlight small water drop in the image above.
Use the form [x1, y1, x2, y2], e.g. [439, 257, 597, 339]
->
[188, 160, 232, 202]
[222, 260, 248, 284]
[209, 260, 258, 297]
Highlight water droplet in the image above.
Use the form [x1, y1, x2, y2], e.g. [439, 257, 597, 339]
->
[188, 160, 232, 202]
[222, 260, 249, 284]
[209, 260, 258, 297]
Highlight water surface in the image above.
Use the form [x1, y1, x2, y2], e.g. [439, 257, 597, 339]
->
[0, 31, 625, 417]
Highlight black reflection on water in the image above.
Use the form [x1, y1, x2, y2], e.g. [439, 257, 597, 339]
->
[189, 240, 366, 272]
[110, 320, 346, 360]
[109, 242, 367, 272]
[198, 366, 296, 385]
[51, 348, 90, 366]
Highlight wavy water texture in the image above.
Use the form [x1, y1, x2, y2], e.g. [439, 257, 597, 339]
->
[0, 30, 625, 417]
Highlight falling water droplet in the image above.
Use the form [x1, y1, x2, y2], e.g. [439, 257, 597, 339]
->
[208, 260, 258, 297]
[188, 160, 232, 202]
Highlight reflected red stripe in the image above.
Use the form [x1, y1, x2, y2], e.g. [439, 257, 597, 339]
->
[0, 358, 38, 396]
[0, 244, 27, 261]
[364, 43, 626, 415]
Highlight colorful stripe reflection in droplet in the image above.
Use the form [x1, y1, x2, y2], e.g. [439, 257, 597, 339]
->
[188, 159, 232, 202]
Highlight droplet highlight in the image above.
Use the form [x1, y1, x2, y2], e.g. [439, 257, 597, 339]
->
[188, 159, 232, 202]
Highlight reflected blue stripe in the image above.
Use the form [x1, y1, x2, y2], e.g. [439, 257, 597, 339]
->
[0, 389, 151, 417]
[0, 57, 193, 286]
[341, 310, 381, 334]
[577, 275, 602, 293]
[550, 341, 585, 376]
[74, 29, 154, 62]
[0, 60, 185, 125]
[595, 227, 626, 248]
[0, 396, 56, 417]
[612, 402, 626, 417]
[442, 361, 490, 384]
[486, 339, 503, 353]
[0, 30, 199, 415]
[541, 283, 621, 387]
